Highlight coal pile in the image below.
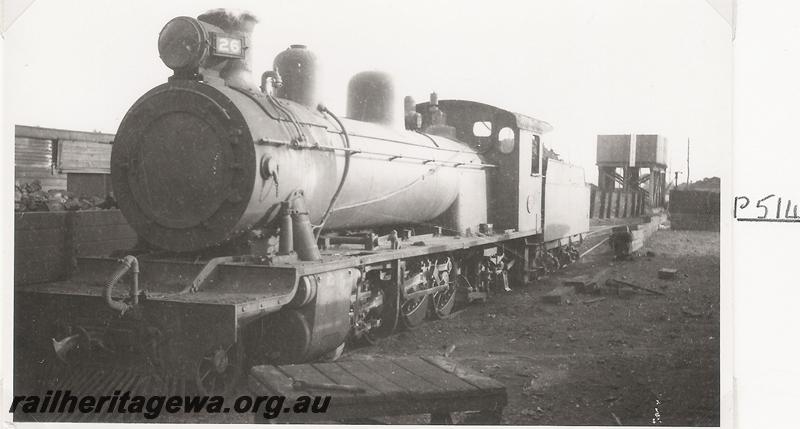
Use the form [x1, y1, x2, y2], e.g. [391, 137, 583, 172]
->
[15, 180, 116, 212]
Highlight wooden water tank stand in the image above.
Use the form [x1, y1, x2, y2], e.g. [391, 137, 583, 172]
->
[248, 355, 507, 424]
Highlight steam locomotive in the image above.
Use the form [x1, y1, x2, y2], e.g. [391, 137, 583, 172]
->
[16, 9, 590, 394]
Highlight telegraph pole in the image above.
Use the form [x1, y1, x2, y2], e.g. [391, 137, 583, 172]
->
[686, 138, 691, 189]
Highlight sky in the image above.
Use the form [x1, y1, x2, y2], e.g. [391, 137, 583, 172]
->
[3, 0, 732, 184]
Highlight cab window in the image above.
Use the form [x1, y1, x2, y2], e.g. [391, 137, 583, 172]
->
[472, 121, 492, 137]
[497, 127, 515, 154]
[531, 135, 541, 175]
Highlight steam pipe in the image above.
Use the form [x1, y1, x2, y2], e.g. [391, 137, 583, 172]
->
[261, 70, 282, 94]
[288, 191, 321, 261]
[278, 201, 294, 254]
[315, 104, 351, 239]
[104, 255, 139, 315]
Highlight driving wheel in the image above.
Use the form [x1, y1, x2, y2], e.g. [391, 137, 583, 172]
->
[400, 294, 429, 329]
[431, 259, 457, 319]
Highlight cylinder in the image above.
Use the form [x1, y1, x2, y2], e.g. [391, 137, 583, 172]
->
[247, 269, 354, 364]
[287, 276, 317, 308]
[347, 71, 398, 127]
[273, 45, 318, 108]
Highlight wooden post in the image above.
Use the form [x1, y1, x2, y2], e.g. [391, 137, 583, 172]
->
[599, 190, 607, 219]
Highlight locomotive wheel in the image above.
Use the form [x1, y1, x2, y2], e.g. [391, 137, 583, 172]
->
[400, 295, 429, 330]
[362, 280, 399, 344]
[542, 251, 560, 274]
[195, 342, 242, 397]
[431, 286, 456, 319]
[431, 266, 457, 319]
[567, 246, 580, 262]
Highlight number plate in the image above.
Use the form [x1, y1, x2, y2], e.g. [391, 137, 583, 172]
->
[212, 34, 244, 58]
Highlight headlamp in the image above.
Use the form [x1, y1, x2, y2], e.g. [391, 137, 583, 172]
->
[158, 16, 209, 71]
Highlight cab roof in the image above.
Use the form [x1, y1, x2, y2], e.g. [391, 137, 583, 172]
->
[417, 99, 553, 134]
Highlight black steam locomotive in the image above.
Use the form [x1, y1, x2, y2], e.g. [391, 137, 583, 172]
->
[16, 9, 590, 394]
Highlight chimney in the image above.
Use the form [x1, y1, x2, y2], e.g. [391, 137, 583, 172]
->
[273, 45, 319, 109]
[197, 9, 259, 91]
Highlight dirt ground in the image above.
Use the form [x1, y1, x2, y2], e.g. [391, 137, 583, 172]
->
[348, 228, 721, 426]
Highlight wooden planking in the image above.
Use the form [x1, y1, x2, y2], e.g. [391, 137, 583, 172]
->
[250, 357, 508, 423]
[356, 357, 443, 396]
[61, 155, 111, 163]
[250, 365, 310, 397]
[59, 140, 113, 152]
[15, 155, 52, 164]
[391, 357, 478, 394]
[14, 137, 67, 190]
[15, 127, 115, 183]
[336, 360, 409, 401]
[312, 362, 384, 398]
[16, 167, 60, 177]
[421, 356, 506, 393]
[279, 364, 357, 400]
[58, 140, 112, 173]
[15, 137, 54, 168]
[61, 154, 111, 163]
[279, 363, 335, 385]
[15, 168, 62, 177]
[16, 125, 114, 143]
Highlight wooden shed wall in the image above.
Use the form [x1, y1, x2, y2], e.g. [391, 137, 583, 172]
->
[15, 125, 115, 191]
[58, 140, 112, 174]
[15, 137, 67, 190]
